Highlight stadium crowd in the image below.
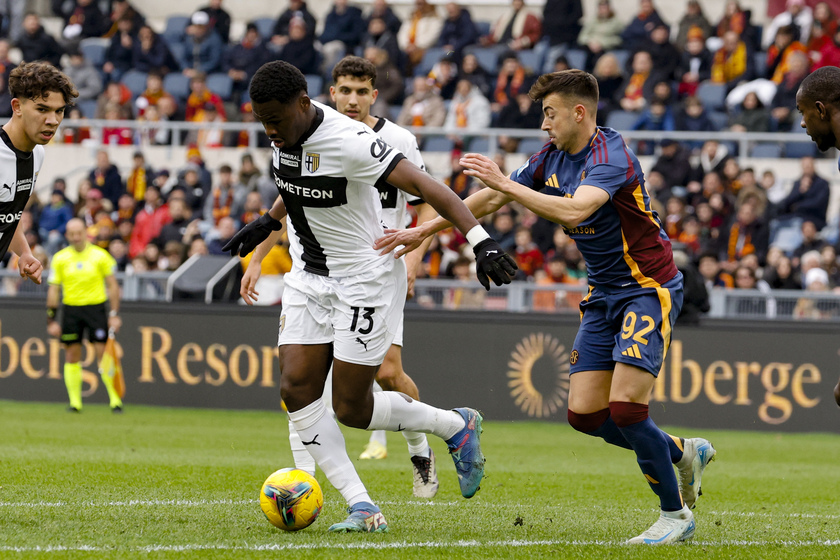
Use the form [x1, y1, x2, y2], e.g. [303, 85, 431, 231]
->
[4, 0, 840, 319]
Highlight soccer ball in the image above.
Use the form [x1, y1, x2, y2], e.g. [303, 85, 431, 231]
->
[259, 468, 323, 531]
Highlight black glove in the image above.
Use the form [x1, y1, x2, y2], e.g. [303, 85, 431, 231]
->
[221, 213, 283, 257]
[473, 238, 518, 290]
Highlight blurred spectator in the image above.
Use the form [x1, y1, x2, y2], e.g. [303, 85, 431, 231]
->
[812, 24, 840, 70]
[482, 0, 541, 51]
[444, 255, 485, 309]
[63, 48, 102, 102]
[711, 31, 754, 91]
[185, 73, 226, 122]
[89, 150, 124, 207]
[101, 103, 133, 145]
[133, 25, 178, 75]
[777, 156, 830, 230]
[619, 50, 657, 112]
[239, 153, 261, 190]
[192, 102, 227, 148]
[428, 54, 459, 100]
[492, 51, 533, 113]
[129, 184, 171, 258]
[204, 164, 248, 226]
[764, 253, 800, 289]
[0, 40, 11, 118]
[126, 151, 153, 203]
[279, 16, 320, 76]
[763, 0, 813, 50]
[174, 166, 208, 219]
[207, 216, 237, 255]
[135, 72, 176, 117]
[0, 1, 25, 44]
[643, 23, 680, 81]
[821, 245, 840, 286]
[699, 252, 733, 291]
[770, 50, 809, 128]
[676, 26, 712, 98]
[398, 0, 443, 72]
[17, 12, 63, 67]
[716, 1, 753, 43]
[108, 238, 129, 271]
[673, 248, 709, 324]
[444, 78, 491, 136]
[728, 91, 770, 132]
[199, 0, 231, 44]
[723, 202, 769, 266]
[320, 0, 366, 71]
[79, 185, 104, 226]
[157, 197, 198, 246]
[806, 2, 836, 63]
[675, 0, 712, 51]
[792, 220, 827, 268]
[793, 268, 831, 319]
[362, 16, 401, 74]
[161, 240, 187, 271]
[114, 192, 137, 224]
[272, 0, 317, 47]
[458, 52, 492, 98]
[137, 104, 170, 145]
[632, 99, 674, 154]
[513, 226, 543, 279]
[664, 196, 687, 239]
[188, 237, 209, 258]
[60, 0, 107, 42]
[366, 0, 401, 37]
[578, 0, 623, 72]
[767, 24, 808, 85]
[444, 147, 473, 198]
[359, 47, 401, 117]
[542, 0, 582, 51]
[396, 75, 445, 128]
[183, 11, 223, 78]
[225, 23, 269, 101]
[761, 169, 787, 205]
[495, 92, 543, 153]
[674, 95, 716, 133]
[437, 2, 479, 60]
[650, 139, 692, 195]
[238, 191, 267, 225]
[486, 210, 516, 253]
[592, 52, 623, 125]
[95, 81, 133, 119]
[39, 190, 74, 254]
[61, 107, 91, 144]
[103, 16, 135, 82]
[735, 168, 768, 216]
[621, 0, 665, 53]
[104, 1, 144, 38]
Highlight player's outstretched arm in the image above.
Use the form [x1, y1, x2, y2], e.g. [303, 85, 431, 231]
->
[241, 224, 285, 305]
[223, 197, 287, 258]
[10, 226, 42, 284]
[384, 158, 517, 289]
[375, 184, 511, 258]
[461, 153, 609, 228]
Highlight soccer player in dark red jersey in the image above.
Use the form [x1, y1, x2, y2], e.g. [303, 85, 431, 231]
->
[377, 70, 717, 544]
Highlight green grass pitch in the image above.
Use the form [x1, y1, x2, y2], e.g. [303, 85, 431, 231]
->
[1, 400, 838, 559]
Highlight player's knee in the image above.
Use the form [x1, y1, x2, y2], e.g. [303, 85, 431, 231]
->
[332, 399, 370, 429]
[608, 401, 649, 428]
[567, 408, 610, 433]
[375, 362, 401, 390]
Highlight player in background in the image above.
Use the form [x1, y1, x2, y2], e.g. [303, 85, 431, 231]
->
[0, 62, 78, 285]
[225, 61, 517, 532]
[377, 70, 716, 544]
[47, 219, 123, 412]
[242, 56, 441, 498]
[795, 65, 840, 407]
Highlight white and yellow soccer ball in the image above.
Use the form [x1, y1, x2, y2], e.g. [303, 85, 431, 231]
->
[259, 468, 323, 531]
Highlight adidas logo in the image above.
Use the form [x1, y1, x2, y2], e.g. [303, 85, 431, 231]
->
[621, 344, 642, 359]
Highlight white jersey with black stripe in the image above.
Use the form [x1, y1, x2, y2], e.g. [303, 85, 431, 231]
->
[272, 101, 406, 278]
[0, 129, 45, 257]
[369, 117, 425, 230]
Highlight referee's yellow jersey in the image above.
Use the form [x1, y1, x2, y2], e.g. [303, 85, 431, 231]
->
[48, 243, 117, 306]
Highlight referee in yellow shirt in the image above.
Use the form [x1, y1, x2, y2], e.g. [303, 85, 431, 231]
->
[47, 218, 123, 412]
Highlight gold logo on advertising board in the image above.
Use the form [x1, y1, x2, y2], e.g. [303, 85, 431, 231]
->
[508, 333, 570, 418]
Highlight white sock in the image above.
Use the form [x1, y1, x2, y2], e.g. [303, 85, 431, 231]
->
[288, 399, 371, 507]
[322, 367, 335, 418]
[368, 392, 465, 441]
[288, 417, 316, 476]
[369, 430, 388, 446]
[403, 431, 430, 458]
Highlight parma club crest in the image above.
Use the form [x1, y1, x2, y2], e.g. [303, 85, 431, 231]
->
[305, 152, 320, 173]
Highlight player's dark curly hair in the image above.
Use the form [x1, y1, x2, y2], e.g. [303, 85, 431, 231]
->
[9, 61, 79, 104]
[529, 69, 599, 108]
[799, 66, 840, 108]
[249, 61, 308, 105]
[332, 56, 377, 87]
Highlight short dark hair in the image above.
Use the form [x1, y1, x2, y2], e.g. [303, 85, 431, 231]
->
[9, 62, 79, 105]
[332, 56, 377, 87]
[799, 66, 840, 108]
[528, 70, 599, 107]
[250, 61, 308, 105]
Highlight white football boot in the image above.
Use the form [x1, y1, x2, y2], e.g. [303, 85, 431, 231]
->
[627, 506, 695, 544]
[677, 438, 716, 509]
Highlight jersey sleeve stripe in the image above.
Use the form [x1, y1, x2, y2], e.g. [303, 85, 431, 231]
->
[374, 153, 407, 191]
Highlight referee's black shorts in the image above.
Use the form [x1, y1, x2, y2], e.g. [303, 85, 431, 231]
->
[60, 303, 108, 344]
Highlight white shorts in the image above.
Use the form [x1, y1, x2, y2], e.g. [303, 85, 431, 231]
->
[278, 261, 407, 366]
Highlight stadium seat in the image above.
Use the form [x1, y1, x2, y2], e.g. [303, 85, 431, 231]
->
[121, 70, 148, 97]
[611, 49, 630, 70]
[475, 21, 491, 37]
[163, 72, 191, 99]
[163, 15, 190, 46]
[305, 74, 323, 99]
[79, 38, 108, 66]
[784, 141, 817, 158]
[423, 136, 454, 152]
[416, 46, 447, 76]
[709, 111, 729, 130]
[696, 82, 727, 111]
[518, 48, 543, 73]
[749, 143, 782, 158]
[605, 110, 638, 131]
[206, 73, 233, 100]
[168, 42, 187, 70]
[754, 51, 767, 78]
[254, 17, 275, 39]
[466, 47, 499, 73]
[564, 48, 586, 71]
[77, 99, 97, 118]
[468, 137, 490, 153]
[518, 137, 549, 155]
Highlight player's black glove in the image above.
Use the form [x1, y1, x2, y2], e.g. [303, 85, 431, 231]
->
[473, 238, 518, 291]
[221, 213, 283, 257]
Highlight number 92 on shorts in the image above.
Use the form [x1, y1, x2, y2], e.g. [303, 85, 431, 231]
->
[277, 261, 407, 366]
